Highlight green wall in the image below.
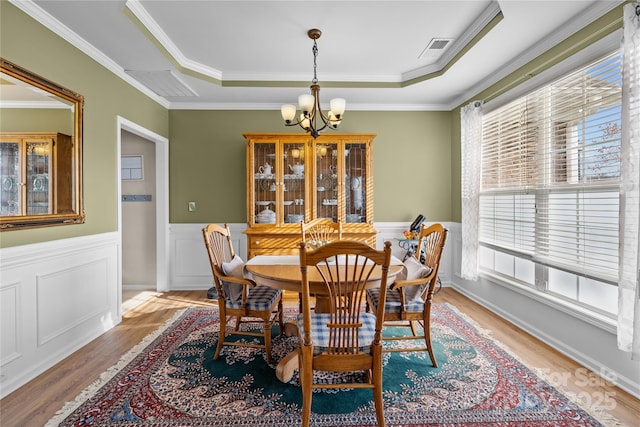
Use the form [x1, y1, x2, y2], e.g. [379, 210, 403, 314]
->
[1, 109, 73, 135]
[168, 110, 452, 224]
[0, 2, 168, 248]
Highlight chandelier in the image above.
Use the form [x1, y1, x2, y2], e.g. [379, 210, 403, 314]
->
[280, 29, 345, 139]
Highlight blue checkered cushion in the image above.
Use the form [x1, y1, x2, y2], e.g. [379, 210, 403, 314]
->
[296, 312, 377, 355]
[225, 285, 281, 310]
[367, 287, 424, 314]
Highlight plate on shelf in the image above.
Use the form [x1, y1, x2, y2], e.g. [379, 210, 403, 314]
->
[33, 177, 45, 191]
[283, 201, 293, 206]
[256, 201, 273, 206]
[2, 176, 15, 191]
[346, 214, 363, 223]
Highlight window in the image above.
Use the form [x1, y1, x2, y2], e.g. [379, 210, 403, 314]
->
[479, 52, 621, 316]
[121, 155, 144, 181]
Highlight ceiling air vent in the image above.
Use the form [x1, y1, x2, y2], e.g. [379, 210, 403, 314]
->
[418, 38, 455, 59]
[125, 70, 198, 97]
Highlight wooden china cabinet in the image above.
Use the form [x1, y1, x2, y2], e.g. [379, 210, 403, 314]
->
[0, 132, 73, 217]
[244, 133, 377, 258]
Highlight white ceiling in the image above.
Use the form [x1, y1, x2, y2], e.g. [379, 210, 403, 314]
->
[16, 0, 624, 111]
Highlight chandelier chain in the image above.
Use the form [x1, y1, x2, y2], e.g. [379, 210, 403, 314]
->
[312, 39, 318, 84]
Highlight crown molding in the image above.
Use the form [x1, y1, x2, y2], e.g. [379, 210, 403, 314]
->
[401, 1, 503, 82]
[0, 101, 72, 109]
[124, 0, 223, 82]
[167, 102, 447, 111]
[9, 0, 170, 109]
[124, 0, 501, 88]
[450, 0, 624, 109]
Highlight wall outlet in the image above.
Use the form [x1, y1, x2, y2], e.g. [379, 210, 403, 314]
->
[188, 201, 196, 212]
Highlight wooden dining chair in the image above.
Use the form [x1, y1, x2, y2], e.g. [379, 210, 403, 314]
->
[300, 217, 342, 248]
[366, 223, 447, 367]
[298, 218, 343, 310]
[202, 223, 284, 364]
[298, 240, 392, 427]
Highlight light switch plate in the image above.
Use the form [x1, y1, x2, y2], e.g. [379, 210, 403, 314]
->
[188, 201, 196, 212]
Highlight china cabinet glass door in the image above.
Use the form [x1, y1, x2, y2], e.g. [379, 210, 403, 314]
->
[0, 141, 20, 216]
[282, 141, 307, 224]
[344, 142, 368, 223]
[314, 142, 339, 222]
[26, 139, 52, 215]
[253, 141, 277, 224]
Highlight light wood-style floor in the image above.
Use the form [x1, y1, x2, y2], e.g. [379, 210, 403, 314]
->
[1, 288, 638, 426]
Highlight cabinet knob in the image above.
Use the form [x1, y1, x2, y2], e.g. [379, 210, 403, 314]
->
[255, 240, 260, 245]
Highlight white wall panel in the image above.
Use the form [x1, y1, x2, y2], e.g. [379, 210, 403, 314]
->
[0, 284, 20, 365]
[0, 232, 119, 398]
[169, 223, 246, 289]
[36, 258, 110, 346]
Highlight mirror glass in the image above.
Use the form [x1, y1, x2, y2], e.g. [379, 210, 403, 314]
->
[0, 58, 84, 230]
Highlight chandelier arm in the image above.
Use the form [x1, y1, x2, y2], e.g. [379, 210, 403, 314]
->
[311, 84, 330, 133]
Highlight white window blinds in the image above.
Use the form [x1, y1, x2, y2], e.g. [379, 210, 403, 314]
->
[480, 52, 622, 284]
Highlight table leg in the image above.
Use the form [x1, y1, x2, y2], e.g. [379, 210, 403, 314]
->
[314, 295, 331, 312]
[276, 348, 299, 382]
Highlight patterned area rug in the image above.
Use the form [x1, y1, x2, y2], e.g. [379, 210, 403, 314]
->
[47, 304, 615, 426]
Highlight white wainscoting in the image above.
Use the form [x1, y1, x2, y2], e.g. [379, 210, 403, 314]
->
[168, 222, 455, 290]
[0, 232, 119, 398]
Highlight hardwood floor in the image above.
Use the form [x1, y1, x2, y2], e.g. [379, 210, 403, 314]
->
[1, 288, 638, 426]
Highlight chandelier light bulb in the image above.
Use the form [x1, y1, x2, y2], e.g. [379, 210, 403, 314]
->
[300, 114, 311, 131]
[281, 104, 296, 123]
[298, 94, 314, 115]
[328, 111, 341, 128]
[330, 98, 346, 117]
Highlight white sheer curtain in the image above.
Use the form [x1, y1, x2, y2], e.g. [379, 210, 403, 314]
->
[461, 101, 483, 280]
[619, 2, 640, 358]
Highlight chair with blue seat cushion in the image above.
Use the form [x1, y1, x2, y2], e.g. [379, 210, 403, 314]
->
[297, 240, 392, 427]
[366, 223, 447, 367]
[202, 223, 283, 364]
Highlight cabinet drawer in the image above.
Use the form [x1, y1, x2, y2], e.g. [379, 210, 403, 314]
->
[249, 236, 301, 250]
[249, 248, 298, 258]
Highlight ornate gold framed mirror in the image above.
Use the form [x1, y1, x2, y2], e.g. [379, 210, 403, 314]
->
[0, 58, 84, 230]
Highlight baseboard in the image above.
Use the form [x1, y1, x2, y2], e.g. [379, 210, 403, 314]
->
[450, 283, 640, 400]
[122, 284, 156, 291]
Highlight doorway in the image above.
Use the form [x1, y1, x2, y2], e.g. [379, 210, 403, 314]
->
[117, 117, 169, 315]
[121, 132, 155, 308]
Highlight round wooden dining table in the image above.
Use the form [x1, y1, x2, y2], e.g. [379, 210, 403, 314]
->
[245, 254, 403, 382]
